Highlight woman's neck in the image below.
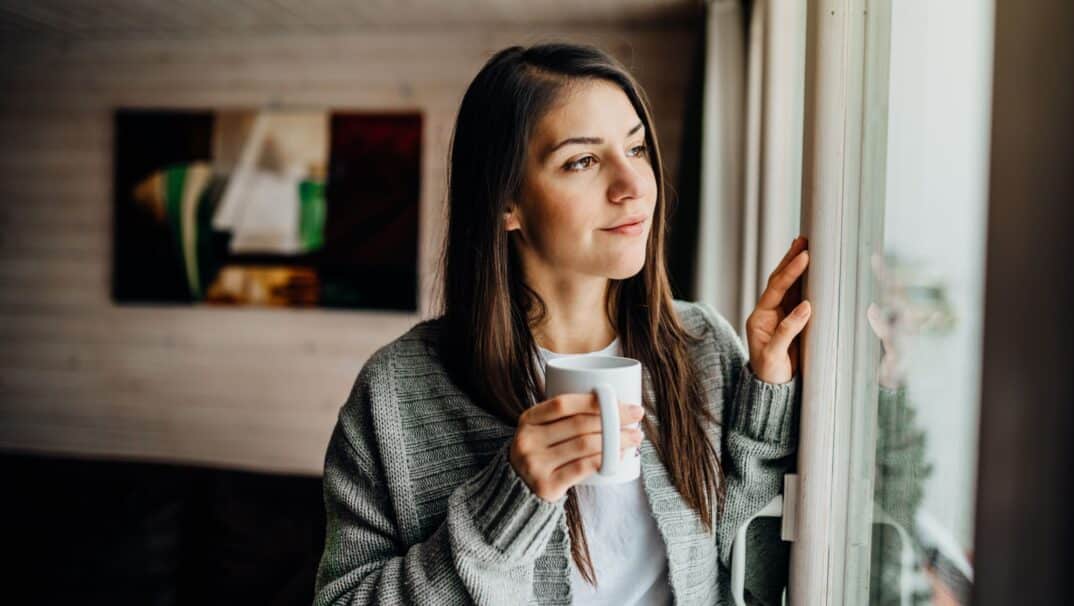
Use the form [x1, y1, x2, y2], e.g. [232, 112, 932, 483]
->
[527, 275, 616, 355]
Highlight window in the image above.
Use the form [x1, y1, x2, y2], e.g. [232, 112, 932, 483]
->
[787, 1, 992, 604]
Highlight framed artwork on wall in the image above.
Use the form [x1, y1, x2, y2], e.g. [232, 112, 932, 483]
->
[112, 108, 421, 312]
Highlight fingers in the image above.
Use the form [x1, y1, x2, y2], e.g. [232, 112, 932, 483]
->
[513, 398, 646, 502]
[772, 236, 809, 277]
[866, 302, 886, 340]
[545, 426, 643, 464]
[537, 403, 645, 447]
[522, 393, 643, 426]
[548, 452, 604, 490]
[521, 393, 600, 425]
[766, 300, 812, 354]
[547, 428, 643, 482]
[757, 249, 810, 311]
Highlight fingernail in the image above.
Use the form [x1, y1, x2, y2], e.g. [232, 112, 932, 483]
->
[794, 301, 811, 317]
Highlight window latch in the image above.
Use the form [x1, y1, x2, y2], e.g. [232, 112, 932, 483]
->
[730, 474, 798, 605]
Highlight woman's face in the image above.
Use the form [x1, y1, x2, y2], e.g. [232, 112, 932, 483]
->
[505, 79, 658, 282]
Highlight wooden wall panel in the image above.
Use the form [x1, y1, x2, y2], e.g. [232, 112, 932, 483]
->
[0, 26, 699, 474]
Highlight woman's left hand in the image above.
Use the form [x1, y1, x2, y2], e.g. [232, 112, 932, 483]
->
[745, 236, 812, 384]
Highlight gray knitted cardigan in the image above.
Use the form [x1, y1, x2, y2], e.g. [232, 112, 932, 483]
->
[314, 300, 800, 605]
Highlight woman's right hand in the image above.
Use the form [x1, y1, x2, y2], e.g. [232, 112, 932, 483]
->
[508, 394, 646, 502]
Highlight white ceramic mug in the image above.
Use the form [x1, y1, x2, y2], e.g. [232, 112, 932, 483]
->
[544, 355, 643, 484]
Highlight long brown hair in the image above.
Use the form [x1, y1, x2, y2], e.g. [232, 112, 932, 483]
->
[435, 42, 723, 587]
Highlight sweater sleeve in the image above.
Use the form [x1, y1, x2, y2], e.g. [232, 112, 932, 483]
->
[874, 384, 930, 535]
[313, 359, 567, 606]
[871, 384, 934, 604]
[696, 302, 800, 606]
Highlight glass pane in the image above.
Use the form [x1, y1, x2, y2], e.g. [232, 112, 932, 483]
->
[846, 1, 993, 604]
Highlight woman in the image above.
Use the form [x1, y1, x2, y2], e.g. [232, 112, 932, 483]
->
[313, 43, 811, 605]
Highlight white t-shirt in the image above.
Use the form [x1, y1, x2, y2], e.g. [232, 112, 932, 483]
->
[536, 337, 673, 606]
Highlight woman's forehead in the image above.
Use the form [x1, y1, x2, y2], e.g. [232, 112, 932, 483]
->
[531, 81, 644, 156]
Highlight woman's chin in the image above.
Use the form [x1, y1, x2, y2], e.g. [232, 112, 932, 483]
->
[605, 256, 647, 280]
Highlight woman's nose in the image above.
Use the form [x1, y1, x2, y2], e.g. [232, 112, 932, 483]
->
[607, 158, 647, 203]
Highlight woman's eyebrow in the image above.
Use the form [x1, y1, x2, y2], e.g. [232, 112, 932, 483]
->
[542, 122, 644, 159]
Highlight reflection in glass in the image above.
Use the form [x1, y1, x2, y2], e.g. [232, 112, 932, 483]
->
[850, 1, 992, 604]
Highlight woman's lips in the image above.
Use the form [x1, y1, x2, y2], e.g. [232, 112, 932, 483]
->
[601, 218, 646, 236]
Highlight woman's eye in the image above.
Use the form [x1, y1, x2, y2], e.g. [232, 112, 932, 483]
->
[564, 145, 647, 172]
[564, 156, 596, 171]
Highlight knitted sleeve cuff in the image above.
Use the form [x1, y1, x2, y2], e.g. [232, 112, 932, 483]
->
[727, 362, 801, 447]
[452, 441, 566, 564]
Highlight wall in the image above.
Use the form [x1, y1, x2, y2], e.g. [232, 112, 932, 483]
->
[0, 26, 699, 474]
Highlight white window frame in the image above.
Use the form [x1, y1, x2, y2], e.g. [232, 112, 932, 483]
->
[790, 0, 892, 603]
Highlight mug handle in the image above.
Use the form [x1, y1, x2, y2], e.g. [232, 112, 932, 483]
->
[592, 383, 620, 477]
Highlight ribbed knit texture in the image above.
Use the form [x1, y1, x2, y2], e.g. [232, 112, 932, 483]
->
[314, 300, 801, 605]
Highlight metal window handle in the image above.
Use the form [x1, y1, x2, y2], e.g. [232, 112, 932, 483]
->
[731, 474, 797, 606]
[872, 505, 918, 606]
[729, 483, 918, 606]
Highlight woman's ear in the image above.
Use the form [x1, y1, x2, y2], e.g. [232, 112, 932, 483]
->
[503, 202, 522, 232]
